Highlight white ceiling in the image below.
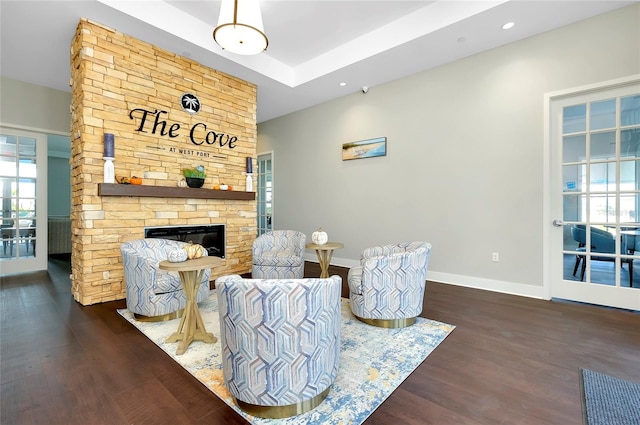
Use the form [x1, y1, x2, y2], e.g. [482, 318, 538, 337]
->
[0, 0, 636, 124]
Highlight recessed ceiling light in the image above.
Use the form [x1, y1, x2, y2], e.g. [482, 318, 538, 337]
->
[339, 82, 347, 87]
[502, 22, 515, 30]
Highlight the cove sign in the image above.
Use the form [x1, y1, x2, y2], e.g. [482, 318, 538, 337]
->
[129, 93, 239, 150]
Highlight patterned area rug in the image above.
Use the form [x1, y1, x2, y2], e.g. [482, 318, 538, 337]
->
[118, 292, 455, 424]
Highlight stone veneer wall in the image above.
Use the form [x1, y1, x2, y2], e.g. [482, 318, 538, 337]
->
[70, 19, 257, 305]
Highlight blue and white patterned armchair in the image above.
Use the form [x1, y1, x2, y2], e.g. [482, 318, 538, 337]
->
[251, 230, 306, 279]
[348, 242, 431, 328]
[120, 238, 211, 321]
[216, 274, 342, 419]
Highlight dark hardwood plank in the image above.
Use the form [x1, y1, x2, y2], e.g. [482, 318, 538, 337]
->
[0, 258, 638, 425]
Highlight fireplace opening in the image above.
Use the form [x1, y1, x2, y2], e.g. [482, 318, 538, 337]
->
[144, 224, 225, 258]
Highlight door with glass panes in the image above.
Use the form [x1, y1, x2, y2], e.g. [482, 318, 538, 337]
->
[0, 128, 48, 275]
[550, 79, 640, 310]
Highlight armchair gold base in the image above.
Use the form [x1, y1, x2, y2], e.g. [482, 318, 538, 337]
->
[134, 308, 183, 322]
[235, 387, 330, 419]
[355, 316, 416, 329]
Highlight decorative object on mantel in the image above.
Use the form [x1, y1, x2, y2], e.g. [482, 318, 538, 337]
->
[103, 133, 115, 183]
[213, 0, 269, 56]
[245, 156, 253, 192]
[182, 165, 206, 188]
[312, 228, 328, 245]
[213, 184, 233, 191]
[116, 175, 142, 185]
[186, 177, 205, 188]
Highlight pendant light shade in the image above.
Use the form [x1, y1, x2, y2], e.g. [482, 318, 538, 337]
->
[213, 0, 268, 55]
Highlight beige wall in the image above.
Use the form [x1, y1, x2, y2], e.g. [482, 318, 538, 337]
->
[70, 19, 256, 305]
[0, 76, 71, 133]
[257, 4, 640, 297]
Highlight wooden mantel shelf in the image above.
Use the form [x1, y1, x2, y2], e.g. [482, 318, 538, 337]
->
[98, 183, 256, 200]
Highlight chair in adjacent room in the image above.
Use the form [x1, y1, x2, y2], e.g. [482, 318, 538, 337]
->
[570, 224, 633, 287]
[251, 230, 306, 278]
[348, 241, 431, 328]
[120, 238, 211, 321]
[215, 274, 342, 419]
[1, 225, 13, 256]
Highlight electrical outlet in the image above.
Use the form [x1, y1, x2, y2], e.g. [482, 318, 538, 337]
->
[492, 252, 499, 262]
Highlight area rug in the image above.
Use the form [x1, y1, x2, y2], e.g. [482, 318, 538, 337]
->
[118, 292, 455, 424]
[580, 368, 640, 425]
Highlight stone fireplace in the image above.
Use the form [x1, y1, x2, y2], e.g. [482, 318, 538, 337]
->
[145, 224, 226, 258]
[69, 19, 257, 305]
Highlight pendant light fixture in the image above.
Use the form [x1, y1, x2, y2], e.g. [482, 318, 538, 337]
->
[213, 0, 268, 55]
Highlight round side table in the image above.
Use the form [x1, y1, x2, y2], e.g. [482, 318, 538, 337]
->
[159, 255, 222, 355]
[306, 242, 344, 278]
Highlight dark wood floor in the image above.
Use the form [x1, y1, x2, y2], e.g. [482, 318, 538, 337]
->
[1, 257, 639, 425]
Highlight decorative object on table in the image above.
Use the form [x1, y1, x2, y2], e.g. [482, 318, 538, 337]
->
[116, 175, 131, 184]
[342, 136, 387, 161]
[182, 165, 206, 188]
[312, 227, 328, 245]
[103, 133, 115, 183]
[348, 241, 431, 328]
[178, 178, 187, 188]
[245, 156, 253, 192]
[129, 176, 142, 185]
[183, 242, 205, 260]
[214, 183, 232, 190]
[167, 247, 188, 263]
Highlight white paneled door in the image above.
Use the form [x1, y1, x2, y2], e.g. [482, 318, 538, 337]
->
[548, 77, 640, 310]
[0, 128, 48, 276]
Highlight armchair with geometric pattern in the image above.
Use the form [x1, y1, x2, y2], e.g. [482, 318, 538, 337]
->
[348, 241, 431, 328]
[120, 238, 211, 321]
[251, 230, 306, 279]
[215, 274, 342, 418]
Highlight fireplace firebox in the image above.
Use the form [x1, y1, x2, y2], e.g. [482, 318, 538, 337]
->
[144, 224, 225, 258]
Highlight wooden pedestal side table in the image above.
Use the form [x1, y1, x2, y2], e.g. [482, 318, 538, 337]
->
[306, 242, 344, 278]
[159, 256, 222, 355]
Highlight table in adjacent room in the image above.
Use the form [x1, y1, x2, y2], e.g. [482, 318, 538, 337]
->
[159, 255, 222, 355]
[306, 242, 344, 278]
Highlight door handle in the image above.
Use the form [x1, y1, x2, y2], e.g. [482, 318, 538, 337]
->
[552, 219, 563, 227]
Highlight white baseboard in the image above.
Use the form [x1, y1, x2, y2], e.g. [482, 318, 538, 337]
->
[306, 255, 546, 300]
[426, 271, 546, 300]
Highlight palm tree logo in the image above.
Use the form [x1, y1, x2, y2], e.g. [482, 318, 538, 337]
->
[181, 93, 201, 114]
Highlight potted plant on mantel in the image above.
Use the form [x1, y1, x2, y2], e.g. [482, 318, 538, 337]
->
[182, 165, 206, 188]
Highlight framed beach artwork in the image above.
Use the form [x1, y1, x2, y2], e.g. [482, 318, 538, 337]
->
[342, 137, 387, 161]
